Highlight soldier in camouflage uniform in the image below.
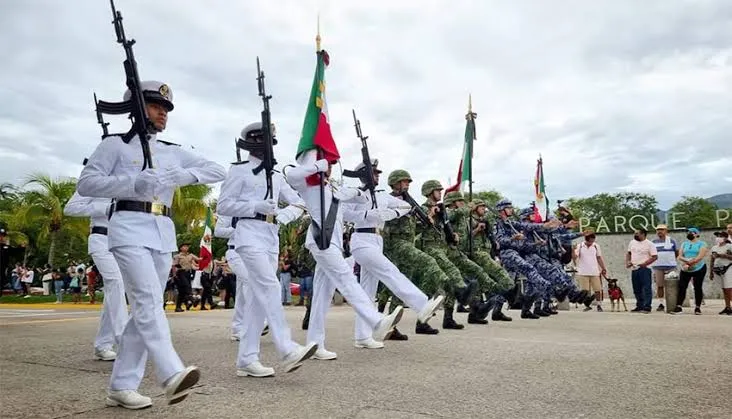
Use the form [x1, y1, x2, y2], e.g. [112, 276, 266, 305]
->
[446, 194, 514, 322]
[415, 180, 483, 329]
[382, 171, 475, 332]
[295, 218, 317, 330]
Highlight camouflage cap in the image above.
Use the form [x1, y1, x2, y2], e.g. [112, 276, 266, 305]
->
[387, 169, 412, 187]
[444, 191, 465, 205]
[421, 180, 443, 197]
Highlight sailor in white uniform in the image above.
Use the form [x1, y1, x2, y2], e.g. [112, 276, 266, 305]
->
[285, 155, 404, 360]
[63, 189, 128, 361]
[78, 81, 226, 409]
[217, 122, 317, 378]
[343, 160, 443, 348]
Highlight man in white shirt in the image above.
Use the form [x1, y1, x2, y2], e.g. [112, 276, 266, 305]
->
[78, 81, 226, 409]
[573, 230, 607, 311]
[650, 224, 679, 312]
[625, 228, 658, 313]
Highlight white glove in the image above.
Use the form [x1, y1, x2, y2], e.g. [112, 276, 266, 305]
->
[134, 169, 160, 195]
[158, 167, 196, 187]
[276, 208, 295, 226]
[254, 199, 277, 215]
[314, 159, 329, 173]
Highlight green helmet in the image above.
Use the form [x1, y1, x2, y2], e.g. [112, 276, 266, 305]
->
[388, 169, 412, 187]
[471, 199, 486, 210]
[421, 180, 443, 197]
[444, 191, 464, 205]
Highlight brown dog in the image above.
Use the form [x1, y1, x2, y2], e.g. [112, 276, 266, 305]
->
[607, 278, 628, 312]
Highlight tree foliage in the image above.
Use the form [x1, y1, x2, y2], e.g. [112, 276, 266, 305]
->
[667, 196, 719, 229]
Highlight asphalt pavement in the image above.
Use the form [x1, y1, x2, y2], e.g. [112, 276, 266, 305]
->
[1, 301, 730, 418]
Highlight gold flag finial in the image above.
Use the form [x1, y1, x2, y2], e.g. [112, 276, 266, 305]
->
[316, 14, 321, 51]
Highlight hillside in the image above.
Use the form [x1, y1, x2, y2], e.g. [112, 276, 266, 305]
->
[708, 193, 732, 209]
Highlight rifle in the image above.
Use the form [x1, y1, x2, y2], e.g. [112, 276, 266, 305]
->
[342, 110, 377, 209]
[95, 0, 153, 170]
[256, 57, 276, 200]
[437, 202, 458, 245]
[235, 138, 241, 163]
[400, 191, 436, 230]
[93, 93, 111, 138]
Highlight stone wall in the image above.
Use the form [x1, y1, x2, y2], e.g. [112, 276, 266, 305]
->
[573, 231, 723, 299]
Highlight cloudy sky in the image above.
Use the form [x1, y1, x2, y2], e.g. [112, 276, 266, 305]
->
[1, 0, 731, 209]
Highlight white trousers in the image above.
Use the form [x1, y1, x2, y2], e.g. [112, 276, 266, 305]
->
[235, 249, 298, 367]
[352, 244, 429, 341]
[306, 245, 383, 348]
[109, 246, 184, 391]
[91, 248, 129, 351]
[226, 248, 248, 336]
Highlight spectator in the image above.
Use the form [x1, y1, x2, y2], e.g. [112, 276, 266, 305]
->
[673, 228, 708, 315]
[296, 247, 315, 307]
[70, 267, 83, 304]
[53, 269, 65, 304]
[10, 263, 21, 294]
[710, 231, 732, 315]
[41, 264, 53, 296]
[21, 265, 34, 298]
[87, 265, 99, 304]
[573, 230, 608, 312]
[625, 228, 658, 313]
[279, 249, 292, 306]
[650, 224, 679, 312]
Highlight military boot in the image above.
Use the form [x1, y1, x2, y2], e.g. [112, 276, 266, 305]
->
[388, 327, 409, 340]
[442, 305, 465, 329]
[533, 301, 551, 317]
[583, 293, 596, 307]
[491, 304, 513, 321]
[415, 321, 439, 335]
[555, 287, 570, 303]
[543, 301, 559, 315]
[456, 305, 469, 313]
[521, 299, 540, 319]
[467, 298, 492, 324]
[455, 279, 479, 307]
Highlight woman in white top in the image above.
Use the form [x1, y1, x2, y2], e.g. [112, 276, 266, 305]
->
[709, 231, 732, 315]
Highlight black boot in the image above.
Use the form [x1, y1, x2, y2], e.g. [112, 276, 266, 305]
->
[377, 299, 387, 313]
[543, 301, 558, 315]
[415, 321, 439, 335]
[468, 298, 492, 324]
[491, 304, 513, 321]
[456, 305, 469, 313]
[455, 279, 478, 307]
[533, 301, 550, 317]
[570, 290, 590, 304]
[301, 305, 311, 330]
[388, 327, 409, 340]
[521, 299, 540, 319]
[583, 293, 596, 307]
[442, 305, 465, 329]
[555, 287, 570, 303]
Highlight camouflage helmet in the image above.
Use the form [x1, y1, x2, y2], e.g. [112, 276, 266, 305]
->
[518, 207, 535, 219]
[444, 191, 465, 205]
[471, 199, 486, 210]
[387, 169, 412, 187]
[495, 198, 513, 211]
[421, 180, 443, 197]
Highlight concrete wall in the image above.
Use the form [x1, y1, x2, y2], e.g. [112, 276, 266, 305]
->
[574, 231, 723, 299]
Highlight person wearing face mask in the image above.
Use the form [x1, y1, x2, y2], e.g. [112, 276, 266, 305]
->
[649, 224, 679, 312]
[673, 227, 709, 315]
[709, 231, 732, 315]
[625, 228, 658, 313]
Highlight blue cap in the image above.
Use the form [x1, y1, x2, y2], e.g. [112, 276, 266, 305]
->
[687, 227, 700, 234]
[495, 198, 513, 210]
[518, 207, 534, 219]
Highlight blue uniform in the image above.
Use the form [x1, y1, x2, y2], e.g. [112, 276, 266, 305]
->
[494, 218, 550, 299]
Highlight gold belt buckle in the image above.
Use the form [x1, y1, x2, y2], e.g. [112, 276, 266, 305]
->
[265, 214, 275, 224]
[151, 202, 165, 216]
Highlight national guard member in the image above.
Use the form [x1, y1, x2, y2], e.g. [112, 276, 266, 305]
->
[217, 122, 316, 378]
[416, 180, 480, 329]
[448, 195, 514, 322]
[78, 81, 226, 408]
[64, 191, 128, 361]
[286, 155, 405, 359]
[344, 160, 444, 349]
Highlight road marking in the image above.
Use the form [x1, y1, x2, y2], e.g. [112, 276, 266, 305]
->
[0, 311, 91, 318]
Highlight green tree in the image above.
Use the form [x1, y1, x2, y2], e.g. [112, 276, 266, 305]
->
[565, 192, 659, 233]
[471, 190, 503, 209]
[668, 196, 719, 229]
[171, 184, 213, 233]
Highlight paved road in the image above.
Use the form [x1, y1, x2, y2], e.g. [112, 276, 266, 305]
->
[1, 302, 730, 418]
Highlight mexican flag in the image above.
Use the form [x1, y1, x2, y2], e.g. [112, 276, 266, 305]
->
[445, 100, 477, 194]
[198, 206, 213, 272]
[296, 47, 340, 186]
[533, 157, 549, 222]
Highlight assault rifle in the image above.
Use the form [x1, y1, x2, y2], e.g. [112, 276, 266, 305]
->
[400, 191, 434, 228]
[256, 57, 276, 200]
[93, 93, 111, 138]
[342, 110, 377, 209]
[95, 0, 153, 169]
[437, 202, 458, 245]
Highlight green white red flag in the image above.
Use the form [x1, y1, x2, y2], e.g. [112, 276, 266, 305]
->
[445, 99, 477, 194]
[533, 157, 549, 222]
[198, 206, 213, 271]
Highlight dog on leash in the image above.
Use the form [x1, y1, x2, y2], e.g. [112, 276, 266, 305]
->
[607, 278, 628, 312]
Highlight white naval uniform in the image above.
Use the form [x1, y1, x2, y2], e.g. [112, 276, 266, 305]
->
[344, 191, 429, 342]
[286, 162, 388, 349]
[78, 133, 226, 391]
[63, 191, 128, 353]
[217, 157, 305, 368]
[213, 215, 248, 336]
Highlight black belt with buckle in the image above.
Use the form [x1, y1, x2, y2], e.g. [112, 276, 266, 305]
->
[228, 245, 235, 250]
[355, 228, 378, 234]
[242, 213, 277, 224]
[91, 226, 108, 236]
[114, 200, 171, 217]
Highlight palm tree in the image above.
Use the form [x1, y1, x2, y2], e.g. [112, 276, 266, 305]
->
[19, 174, 85, 267]
[171, 184, 213, 232]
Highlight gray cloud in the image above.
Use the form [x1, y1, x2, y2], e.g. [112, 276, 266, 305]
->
[0, 0, 730, 209]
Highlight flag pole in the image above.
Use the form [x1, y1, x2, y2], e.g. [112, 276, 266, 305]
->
[316, 16, 327, 250]
[466, 94, 477, 257]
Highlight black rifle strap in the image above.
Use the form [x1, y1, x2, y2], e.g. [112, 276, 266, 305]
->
[310, 189, 340, 250]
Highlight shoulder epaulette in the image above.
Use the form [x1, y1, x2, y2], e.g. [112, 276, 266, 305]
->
[157, 140, 181, 147]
